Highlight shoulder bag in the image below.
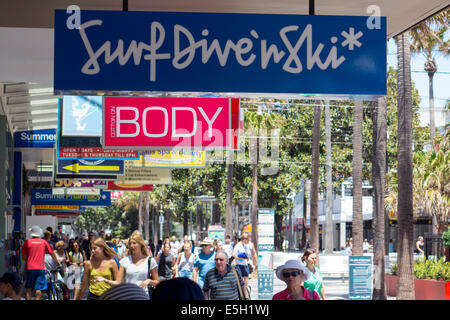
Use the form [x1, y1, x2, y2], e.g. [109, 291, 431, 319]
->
[231, 265, 250, 300]
[147, 257, 155, 297]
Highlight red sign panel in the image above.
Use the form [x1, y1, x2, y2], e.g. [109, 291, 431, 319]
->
[59, 146, 139, 159]
[107, 181, 153, 191]
[103, 97, 239, 149]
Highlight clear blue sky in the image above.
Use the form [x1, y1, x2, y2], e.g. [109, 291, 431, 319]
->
[387, 39, 449, 128]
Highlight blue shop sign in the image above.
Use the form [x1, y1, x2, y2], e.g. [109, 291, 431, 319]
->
[54, 10, 386, 96]
[14, 129, 56, 148]
[31, 188, 111, 206]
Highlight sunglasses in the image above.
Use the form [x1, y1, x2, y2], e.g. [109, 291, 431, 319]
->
[283, 271, 302, 278]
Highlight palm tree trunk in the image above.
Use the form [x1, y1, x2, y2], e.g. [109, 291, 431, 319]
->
[310, 104, 321, 252]
[144, 192, 150, 241]
[426, 59, 436, 146]
[372, 97, 387, 300]
[396, 31, 415, 300]
[325, 100, 334, 253]
[225, 149, 234, 238]
[138, 192, 143, 234]
[251, 137, 259, 252]
[352, 100, 364, 256]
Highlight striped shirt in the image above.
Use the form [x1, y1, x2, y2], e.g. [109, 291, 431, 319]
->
[203, 265, 244, 300]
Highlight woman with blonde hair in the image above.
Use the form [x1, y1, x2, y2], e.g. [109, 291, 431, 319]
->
[117, 231, 159, 297]
[77, 237, 121, 300]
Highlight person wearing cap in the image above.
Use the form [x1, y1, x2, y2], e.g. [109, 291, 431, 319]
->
[22, 225, 60, 300]
[192, 238, 215, 288]
[272, 260, 320, 300]
[0, 272, 25, 300]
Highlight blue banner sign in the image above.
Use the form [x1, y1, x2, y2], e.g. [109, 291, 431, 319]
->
[349, 256, 372, 300]
[54, 10, 386, 96]
[62, 96, 102, 136]
[258, 267, 274, 300]
[31, 188, 111, 207]
[57, 159, 125, 175]
[14, 129, 56, 148]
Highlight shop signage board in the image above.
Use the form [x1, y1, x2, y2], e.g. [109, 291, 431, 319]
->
[31, 188, 111, 206]
[207, 225, 225, 243]
[107, 181, 153, 191]
[58, 146, 139, 160]
[132, 149, 206, 168]
[34, 205, 80, 211]
[54, 10, 386, 96]
[53, 179, 108, 188]
[349, 256, 373, 300]
[258, 208, 275, 251]
[62, 96, 103, 136]
[14, 129, 56, 148]
[103, 97, 238, 149]
[57, 158, 125, 175]
[116, 165, 172, 184]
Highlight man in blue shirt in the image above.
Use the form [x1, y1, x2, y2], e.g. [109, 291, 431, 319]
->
[193, 238, 215, 288]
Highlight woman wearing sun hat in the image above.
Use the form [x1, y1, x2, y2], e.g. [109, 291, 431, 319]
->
[272, 260, 320, 300]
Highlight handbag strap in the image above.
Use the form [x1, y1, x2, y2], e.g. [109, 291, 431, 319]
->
[147, 257, 152, 280]
[231, 266, 244, 299]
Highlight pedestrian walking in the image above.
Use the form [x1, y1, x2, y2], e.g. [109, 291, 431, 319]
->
[0, 272, 25, 300]
[301, 248, 326, 300]
[175, 240, 195, 279]
[222, 236, 234, 263]
[203, 249, 244, 300]
[363, 239, 370, 253]
[273, 260, 320, 300]
[192, 238, 216, 289]
[156, 242, 176, 281]
[22, 225, 60, 300]
[42, 230, 55, 248]
[77, 237, 120, 300]
[81, 231, 96, 261]
[67, 240, 86, 300]
[54, 241, 69, 277]
[232, 232, 257, 296]
[117, 231, 159, 297]
[415, 236, 425, 256]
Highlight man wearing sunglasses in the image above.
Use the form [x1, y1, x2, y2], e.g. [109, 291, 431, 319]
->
[272, 260, 320, 300]
[203, 250, 244, 300]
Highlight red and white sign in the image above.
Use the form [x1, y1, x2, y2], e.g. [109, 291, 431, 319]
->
[103, 97, 239, 149]
[59, 146, 139, 159]
[107, 181, 153, 191]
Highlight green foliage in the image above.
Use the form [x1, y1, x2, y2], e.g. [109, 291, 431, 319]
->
[443, 227, 450, 248]
[414, 258, 450, 281]
[391, 258, 450, 281]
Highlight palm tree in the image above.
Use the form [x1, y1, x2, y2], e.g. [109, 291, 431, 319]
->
[309, 103, 321, 252]
[324, 100, 334, 254]
[352, 100, 364, 256]
[410, 9, 449, 146]
[225, 149, 234, 239]
[395, 30, 415, 300]
[372, 97, 387, 300]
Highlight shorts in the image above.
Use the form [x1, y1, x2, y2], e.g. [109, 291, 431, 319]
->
[235, 264, 250, 278]
[25, 270, 47, 291]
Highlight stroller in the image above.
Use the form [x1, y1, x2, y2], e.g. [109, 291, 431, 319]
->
[44, 266, 69, 300]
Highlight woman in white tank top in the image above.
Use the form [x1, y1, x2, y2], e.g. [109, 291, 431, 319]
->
[175, 241, 195, 279]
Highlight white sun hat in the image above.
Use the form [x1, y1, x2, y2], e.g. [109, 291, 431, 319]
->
[29, 225, 43, 238]
[275, 259, 311, 282]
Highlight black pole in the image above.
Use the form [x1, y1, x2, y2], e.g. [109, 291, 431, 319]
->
[123, 0, 128, 11]
[309, 0, 315, 15]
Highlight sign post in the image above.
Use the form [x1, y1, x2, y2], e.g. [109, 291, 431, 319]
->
[349, 256, 373, 300]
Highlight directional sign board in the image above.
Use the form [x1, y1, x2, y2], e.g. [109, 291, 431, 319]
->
[116, 164, 172, 184]
[31, 188, 111, 207]
[258, 208, 275, 251]
[132, 149, 206, 168]
[57, 159, 124, 175]
[258, 267, 274, 300]
[34, 205, 80, 211]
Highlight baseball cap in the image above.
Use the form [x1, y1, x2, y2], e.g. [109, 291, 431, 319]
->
[0, 272, 22, 288]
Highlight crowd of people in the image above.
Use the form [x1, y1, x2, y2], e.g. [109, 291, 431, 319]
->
[1, 225, 263, 300]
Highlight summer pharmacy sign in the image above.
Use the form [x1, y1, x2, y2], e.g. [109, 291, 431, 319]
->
[54, 10, 386, 96]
